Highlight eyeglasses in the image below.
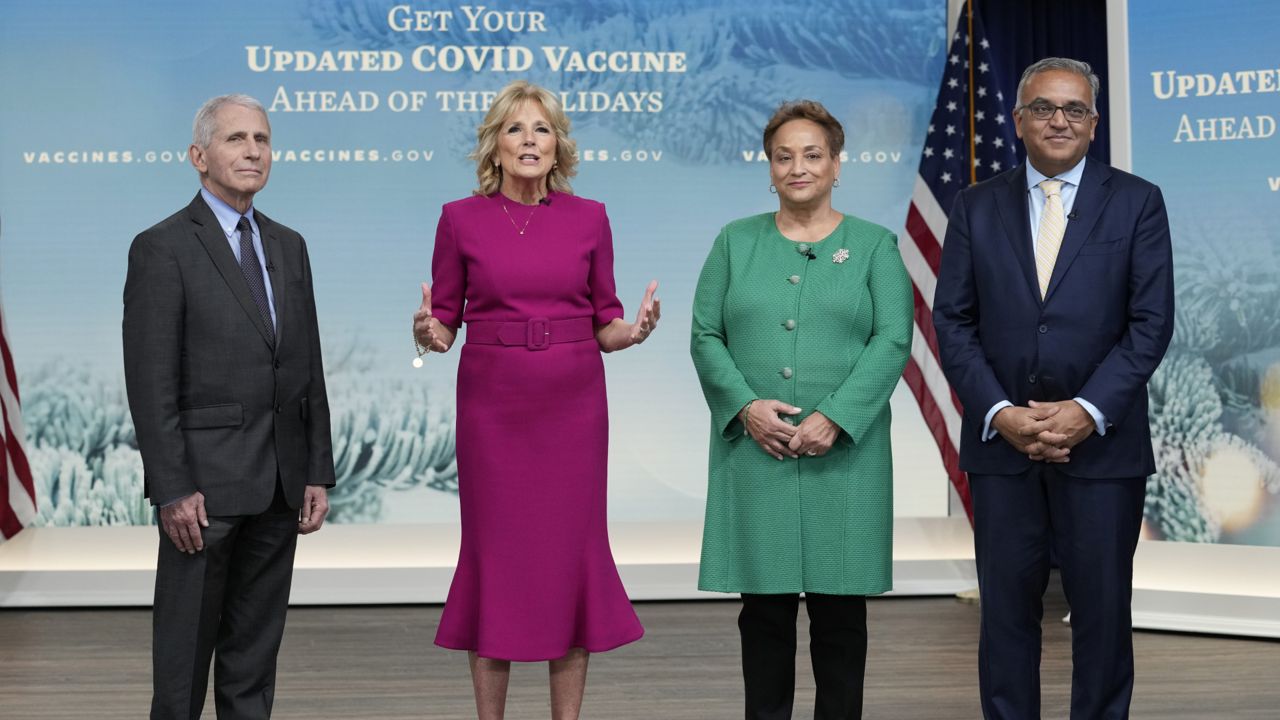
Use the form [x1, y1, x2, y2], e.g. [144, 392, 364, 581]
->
[1018, 101, 1093, 123]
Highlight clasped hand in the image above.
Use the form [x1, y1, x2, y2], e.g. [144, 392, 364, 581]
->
[992, 399, 1094, 463]
[739, 400, 839, 460]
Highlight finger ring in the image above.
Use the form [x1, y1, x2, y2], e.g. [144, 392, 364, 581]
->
[806, 450, 817, 456]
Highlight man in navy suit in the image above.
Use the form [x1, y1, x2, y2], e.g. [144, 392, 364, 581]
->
[933, 58, 1174, 719]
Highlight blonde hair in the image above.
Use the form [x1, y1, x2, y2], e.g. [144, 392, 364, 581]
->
[471, 80, 578, 196]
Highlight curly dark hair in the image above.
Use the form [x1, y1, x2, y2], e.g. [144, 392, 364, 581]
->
[762, 100, 845, 157]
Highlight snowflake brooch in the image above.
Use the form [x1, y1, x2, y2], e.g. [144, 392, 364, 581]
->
[833, 248, 850, 264]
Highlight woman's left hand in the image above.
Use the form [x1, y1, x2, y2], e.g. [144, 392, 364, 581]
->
[627, 280, 661, 346]
[787, 411, 840, 458]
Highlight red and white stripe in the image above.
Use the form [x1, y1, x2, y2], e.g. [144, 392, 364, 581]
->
[903, 176, 971, 519]
[1, 302, 37, 542]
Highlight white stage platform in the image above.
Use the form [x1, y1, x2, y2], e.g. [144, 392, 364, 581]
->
[2, 518, 1277, 638]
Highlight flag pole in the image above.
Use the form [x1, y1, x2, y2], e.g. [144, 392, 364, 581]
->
[967, 0, 978, 184]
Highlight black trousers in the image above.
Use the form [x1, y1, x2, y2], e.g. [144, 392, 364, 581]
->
[740, 593, 868, 720]
[151, 485, 298, 720]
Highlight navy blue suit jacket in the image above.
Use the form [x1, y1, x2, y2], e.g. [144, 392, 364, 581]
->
[932, 159, 1174, 479]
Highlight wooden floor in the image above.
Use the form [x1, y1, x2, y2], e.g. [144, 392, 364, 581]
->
[2, 574, 1277, 719]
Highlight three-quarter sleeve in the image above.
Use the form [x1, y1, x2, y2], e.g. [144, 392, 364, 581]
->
[690, 228, 758, 440]
[430, 205, 466, 329]
[813, 232, 914, 445]
[587, 204, 625, 327]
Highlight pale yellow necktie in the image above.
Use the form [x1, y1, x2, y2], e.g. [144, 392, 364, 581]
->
[1035, 179, 1065, 299]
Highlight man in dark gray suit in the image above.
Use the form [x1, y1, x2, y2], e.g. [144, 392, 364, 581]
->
[123, 94, 335, 719]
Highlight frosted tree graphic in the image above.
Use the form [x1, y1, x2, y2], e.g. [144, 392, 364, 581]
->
[1144, 220, 1280, 542]
[322, 341, 458, 522]
[304, 0, 946, 163]
[23, 340, 458, 526]
[24, 362, 149, 527]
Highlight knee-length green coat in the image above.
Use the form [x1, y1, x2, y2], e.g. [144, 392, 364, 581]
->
[691, 212, 913, 595]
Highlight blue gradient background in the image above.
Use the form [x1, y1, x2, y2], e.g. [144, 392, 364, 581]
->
[1, 0, 951, 523]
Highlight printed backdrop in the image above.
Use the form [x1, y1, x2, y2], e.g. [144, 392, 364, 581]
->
[0, 0, 952, 526]
[1128, 0, 1280, 545]
[5, 1, 1276, 549]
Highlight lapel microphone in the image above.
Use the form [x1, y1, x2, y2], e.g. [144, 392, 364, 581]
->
[806, 250, 817, 260]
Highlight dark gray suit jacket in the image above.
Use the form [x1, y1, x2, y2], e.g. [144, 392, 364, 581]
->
[123, 192, 336, 515]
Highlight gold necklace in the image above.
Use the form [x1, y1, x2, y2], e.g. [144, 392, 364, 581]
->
[500, 199, 540, 235]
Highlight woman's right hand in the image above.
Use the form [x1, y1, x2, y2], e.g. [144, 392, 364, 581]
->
[413, 282, 455, 354]
[740, 399, 802, 460]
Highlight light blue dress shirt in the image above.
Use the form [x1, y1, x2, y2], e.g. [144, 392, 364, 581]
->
[981, 157, 1108, 442]
[200, 187, 277, 329]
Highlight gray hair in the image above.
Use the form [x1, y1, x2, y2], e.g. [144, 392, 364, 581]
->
[1015, 57, 1100, 115]
[192, 94, 268, 148]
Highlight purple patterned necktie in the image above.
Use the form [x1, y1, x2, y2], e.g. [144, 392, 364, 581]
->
[236, 215, 275, 342]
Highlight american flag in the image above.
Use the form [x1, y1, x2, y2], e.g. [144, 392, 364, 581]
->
[1, 230, 38, 543]
[902, 2, 1018, 520]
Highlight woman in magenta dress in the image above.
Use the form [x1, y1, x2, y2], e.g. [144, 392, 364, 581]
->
[411, 80, 659, 719]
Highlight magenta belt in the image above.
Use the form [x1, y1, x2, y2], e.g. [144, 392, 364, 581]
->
[465, 316, 595, 351]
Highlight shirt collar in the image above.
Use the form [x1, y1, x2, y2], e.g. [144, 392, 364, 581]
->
[200, 187, 255, 237]
[1026, 156, 1087, 192]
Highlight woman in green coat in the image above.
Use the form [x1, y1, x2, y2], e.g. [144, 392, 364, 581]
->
[690, 100, 913, 719]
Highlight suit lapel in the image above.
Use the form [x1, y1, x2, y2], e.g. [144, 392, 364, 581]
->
[186, 193, 276, 349]
[256, 210, 287, 353]
[1043, 159, 1114, 302]
[994, 164, 1042, 305]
